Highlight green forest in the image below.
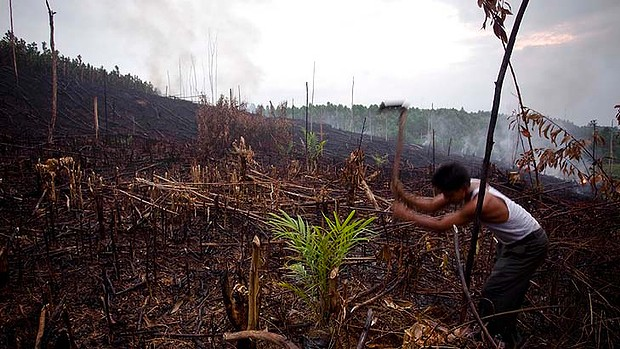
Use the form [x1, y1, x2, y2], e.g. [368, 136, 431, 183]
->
[1, 31, 157, 94]
[278, 103, 619, 175]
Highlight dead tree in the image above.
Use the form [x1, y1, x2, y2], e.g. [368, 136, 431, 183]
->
[9, 0, 18, 85]
[46, 0, 58, 144]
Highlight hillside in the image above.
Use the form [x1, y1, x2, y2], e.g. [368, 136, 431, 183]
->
[0, 34, 198, 142]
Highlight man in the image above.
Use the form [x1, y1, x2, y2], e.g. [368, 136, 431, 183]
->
[392, 162, 548, 348]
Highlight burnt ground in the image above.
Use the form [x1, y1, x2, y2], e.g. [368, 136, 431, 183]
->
[1, 65, 620, 349]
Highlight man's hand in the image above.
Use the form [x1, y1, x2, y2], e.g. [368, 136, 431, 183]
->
[392, 201, 414, 222]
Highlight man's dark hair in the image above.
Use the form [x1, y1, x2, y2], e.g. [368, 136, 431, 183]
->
[431, 162, 470, 193]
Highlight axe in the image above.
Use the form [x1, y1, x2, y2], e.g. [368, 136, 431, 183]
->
[379, 102, 408, 196]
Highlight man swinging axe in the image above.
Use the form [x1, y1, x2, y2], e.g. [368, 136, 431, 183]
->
[385, 104, 548, 348]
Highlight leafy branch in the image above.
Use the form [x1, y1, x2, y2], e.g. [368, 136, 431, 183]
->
[478, 0, 513, 43]
[512, 108, 619, 197]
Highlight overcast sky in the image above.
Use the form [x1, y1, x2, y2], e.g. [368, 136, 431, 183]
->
[3, 0, 619, 126]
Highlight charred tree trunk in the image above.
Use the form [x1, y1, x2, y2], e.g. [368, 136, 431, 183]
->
[0, 245, 7, 288]
[94, 96, 99, 141]
[247, 236, 261, 331]
[46, 0, 58, 144]
[9, 0, 18, 86]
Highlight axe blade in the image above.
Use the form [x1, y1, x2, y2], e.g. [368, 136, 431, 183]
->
[379, 101, 407, 112]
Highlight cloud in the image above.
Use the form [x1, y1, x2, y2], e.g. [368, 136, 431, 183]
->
[515, 27, 575, 50]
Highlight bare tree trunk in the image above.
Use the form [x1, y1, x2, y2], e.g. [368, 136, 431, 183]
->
[432, 129, 436, 173]
[305, 82, 309, 171]
[208, 30, 218, 104]
[350, 76, 354, 133]
[35, 304, 48, 349]
[94, 96, 99, 141]
[178, 57, 183, 98]
[9, 0, 18, 86]
[46, 0, 58, 144]
[311, 61, 315, 133]
[247, 236, 261, 331]
[610, 119, 614, 175]
[466, 0, 530, 287]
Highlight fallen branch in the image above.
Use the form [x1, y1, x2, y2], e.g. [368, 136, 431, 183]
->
[223, 330, 300, 349]
[117, 188, 178, 215]
[35, 304, 48, 349]
[453, 225, 497, 348]
[350, 274, 405, 314]
[356, 308, 374, 349]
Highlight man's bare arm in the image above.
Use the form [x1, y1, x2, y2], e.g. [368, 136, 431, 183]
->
[393, 200, 476, 231]
[392, 180, 448, 213]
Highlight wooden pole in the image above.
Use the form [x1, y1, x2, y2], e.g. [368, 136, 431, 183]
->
[432, 129, 436, 173]
[350, 76, 354, 133]
[247, 236, 261, 331]
[392, 107, 408, 186]
[311, 61, 315, 133]
[46, 0, 58, 144]
[178, 57, 183, 98]
[104, 77, 108, 139]
[0, 245, 7, 287]
[35, 304, 48, 349]
[167, 70, 170, 97]
[369, 109, 373, 142]
[9, 0, 18, 85]
[94, 96, 99, 141]
[610, 119, 614, 175]
[305, 82, 309, 171]
[224, 331, 300, 349]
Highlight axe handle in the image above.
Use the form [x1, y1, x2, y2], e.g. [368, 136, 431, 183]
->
[392, 108, 407, 193]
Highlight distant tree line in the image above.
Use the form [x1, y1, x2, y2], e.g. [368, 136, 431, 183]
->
[264, 102, 618, 167]
[1, 31, 158, 94]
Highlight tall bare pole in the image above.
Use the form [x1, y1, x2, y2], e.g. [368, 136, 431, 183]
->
[166, 70, 170, 97]
[178, 57, 183, 98]
[350, 76, 354, 132]
[305, 82, 309, 170]
[432, 129, 436, 173]
[310, 62, 315, 133]
[9, 0, 19, 85]
[191, 54, 198, 97]
[610, 119, 614, 175]
[311, 61, 316, 105]
[104, 77, 108, 137]
[46, 0, 58, 144]
[208, 30, 218, 104]
[94, 96, 99, 141]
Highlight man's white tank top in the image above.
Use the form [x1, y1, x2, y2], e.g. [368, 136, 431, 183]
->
[470, 179, 541, 244]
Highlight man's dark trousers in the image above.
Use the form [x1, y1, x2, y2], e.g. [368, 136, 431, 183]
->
[479, 228, 548, 346]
